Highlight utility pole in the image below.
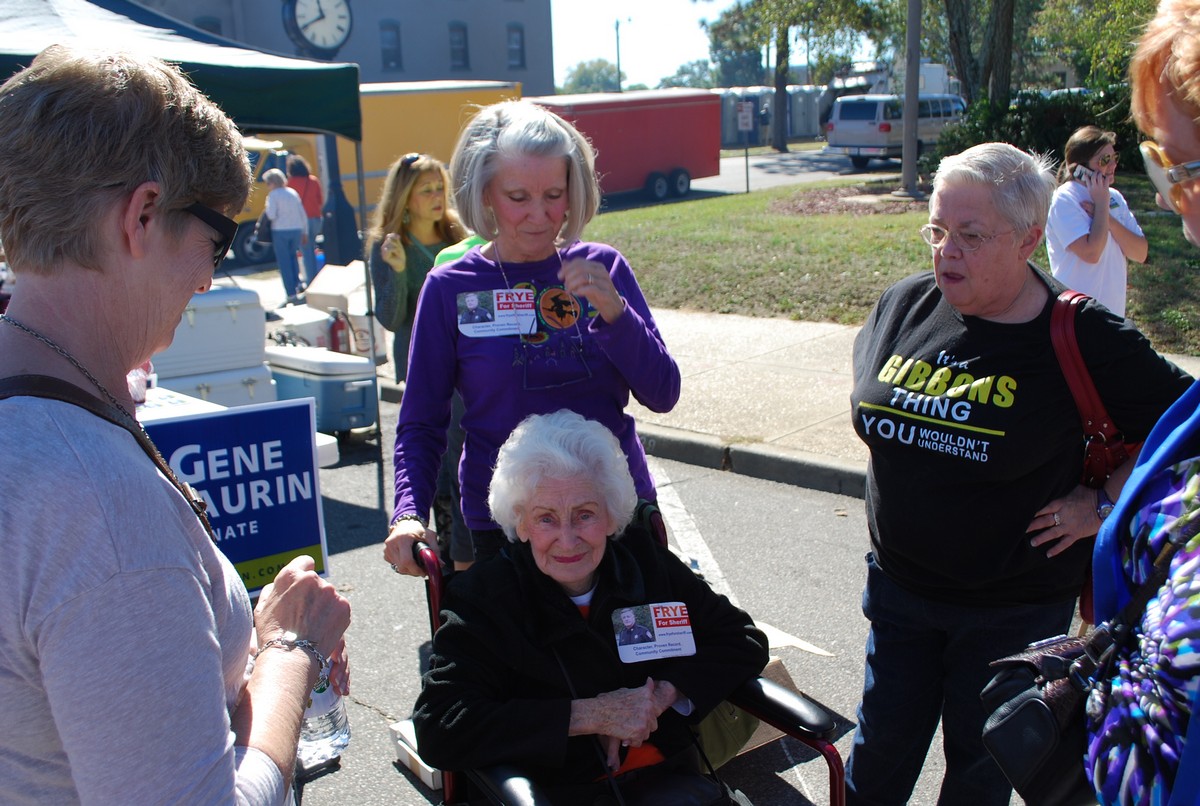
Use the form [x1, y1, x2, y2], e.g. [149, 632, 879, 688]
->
[893, 0, 925, 199]
[615, 18, 630, 92]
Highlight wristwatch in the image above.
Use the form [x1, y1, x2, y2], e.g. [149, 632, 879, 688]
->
[1096, 488, 1115, 521]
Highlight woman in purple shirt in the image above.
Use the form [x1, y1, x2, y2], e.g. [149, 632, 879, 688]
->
[382, 100, 680, 575]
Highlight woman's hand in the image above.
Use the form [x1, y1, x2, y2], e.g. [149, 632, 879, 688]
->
[383, 519, 436, 577]
[569, 677, 679, 763]
[1028, 485, 1102, 557]
[559, 258, 625, 324]
[381, 233, 405, 272]
[1078, 166, 1111, 210]
[254, 555, 351, 683]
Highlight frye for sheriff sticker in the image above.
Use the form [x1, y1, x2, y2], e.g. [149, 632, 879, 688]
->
[612, 602, 697, 664]
[457, 289, 537, 337]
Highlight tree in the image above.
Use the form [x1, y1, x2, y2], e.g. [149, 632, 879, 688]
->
[704, 4, 766, 87]
[1032, 0, 1156, 87]
[751, 0, 874, 150]
[659, 60, 718, 89]
[561, 59, 623, 94]
[940, 0, 1024, 108]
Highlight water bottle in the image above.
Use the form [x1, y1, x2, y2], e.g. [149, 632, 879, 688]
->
[297, 680, 351, 768]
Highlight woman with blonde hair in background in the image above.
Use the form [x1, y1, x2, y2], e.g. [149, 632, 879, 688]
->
[366, 152, 467, 382]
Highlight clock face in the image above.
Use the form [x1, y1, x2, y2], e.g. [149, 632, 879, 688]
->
[291, 0, 352, 53]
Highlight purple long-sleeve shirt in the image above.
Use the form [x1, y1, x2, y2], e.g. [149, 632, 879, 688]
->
[392, 241, 680, 530]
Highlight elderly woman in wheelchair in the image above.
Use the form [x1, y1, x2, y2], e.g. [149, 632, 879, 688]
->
[413, 410, 770, 804]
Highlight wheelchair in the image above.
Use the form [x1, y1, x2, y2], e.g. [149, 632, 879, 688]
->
[411, 539, 846, 806]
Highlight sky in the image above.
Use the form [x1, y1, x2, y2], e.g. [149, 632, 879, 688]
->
[550, 0, 744, 90]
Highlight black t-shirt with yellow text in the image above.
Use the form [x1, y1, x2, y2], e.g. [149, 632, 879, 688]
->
[851, 269, 1192, 606]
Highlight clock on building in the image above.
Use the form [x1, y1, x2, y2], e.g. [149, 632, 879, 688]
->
[283, 0, 353, 60]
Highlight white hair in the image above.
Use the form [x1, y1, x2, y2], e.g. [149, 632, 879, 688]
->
[488, 410, 637, 542]
[932, 142, 1056, 237]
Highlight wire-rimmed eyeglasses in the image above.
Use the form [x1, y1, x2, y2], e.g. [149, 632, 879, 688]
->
[919, 223, 1015, 253]
[1140, 140, 1200, 215]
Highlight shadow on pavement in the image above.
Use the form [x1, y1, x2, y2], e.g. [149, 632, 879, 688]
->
[320, 496, 387, 556]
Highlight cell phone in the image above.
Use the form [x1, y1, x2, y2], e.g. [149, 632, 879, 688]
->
[1072, 164, 1095, 182]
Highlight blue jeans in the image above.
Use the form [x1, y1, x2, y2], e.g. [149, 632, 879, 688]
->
[845, 553, 1075, 806]
[272, 229, 304, 298]
[300, 217, 322, 283]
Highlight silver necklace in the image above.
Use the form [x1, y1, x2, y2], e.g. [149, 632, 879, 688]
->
[0, 313, 133, 420]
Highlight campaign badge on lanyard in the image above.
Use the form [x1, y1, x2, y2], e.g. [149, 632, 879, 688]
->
[457, 289, 537, 337]
[612, 602, 697, 664]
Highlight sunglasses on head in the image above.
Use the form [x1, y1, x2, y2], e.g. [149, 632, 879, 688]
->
[1139, 140, 1200, 214]
[401, 152, 423, 168]
[184, 202, 238, 269]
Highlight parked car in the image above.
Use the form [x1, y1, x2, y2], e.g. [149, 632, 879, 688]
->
[824, 93, 966, 169]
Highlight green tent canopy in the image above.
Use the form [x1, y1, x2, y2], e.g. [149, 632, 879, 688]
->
[0, 0, 361, 141]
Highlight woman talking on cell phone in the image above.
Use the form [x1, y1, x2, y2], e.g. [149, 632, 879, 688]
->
[1045, 125, 1148, 317]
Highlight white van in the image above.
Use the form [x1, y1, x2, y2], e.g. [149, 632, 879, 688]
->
[824, 93, 967, 169]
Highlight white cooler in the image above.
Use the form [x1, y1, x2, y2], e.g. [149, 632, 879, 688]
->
[157, 363, 276, 408]
[303, 261, 366, 314]
[153, 287, 266, 378]
[301, 263, 386, 364]
[266, 345, 378, 435]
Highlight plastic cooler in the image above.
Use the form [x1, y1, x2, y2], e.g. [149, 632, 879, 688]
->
[153, 287, 265, 378]
[301, 262, 387, 364]
[156, 363, 276, 408]
[266, 345, 378, 435]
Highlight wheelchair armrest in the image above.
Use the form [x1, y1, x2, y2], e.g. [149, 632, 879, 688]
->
[728, 676, 836, 741]
[465, 764, 556, 806]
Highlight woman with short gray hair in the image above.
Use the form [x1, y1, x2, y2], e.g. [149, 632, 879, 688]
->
[383, 100, 679, 575]
[844, 141, 1191, 804]
[0, 46, 350, 804]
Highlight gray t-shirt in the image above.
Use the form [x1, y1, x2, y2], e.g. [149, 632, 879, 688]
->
[0, 397, 285, 804]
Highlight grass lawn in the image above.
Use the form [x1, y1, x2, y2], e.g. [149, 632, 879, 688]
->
[587, 175, 1200, 356]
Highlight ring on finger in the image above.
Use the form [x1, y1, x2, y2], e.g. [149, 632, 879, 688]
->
[1053, 512, 1061, 527]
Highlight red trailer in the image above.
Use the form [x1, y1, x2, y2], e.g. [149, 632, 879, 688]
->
[526, 89, 721, 200]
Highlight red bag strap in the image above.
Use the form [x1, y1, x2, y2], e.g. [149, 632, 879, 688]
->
[1050, 290, 1123, 446]
[1051, 291, 1131, 492]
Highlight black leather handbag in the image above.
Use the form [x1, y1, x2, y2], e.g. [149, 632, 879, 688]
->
[981, 534, 1186, 805]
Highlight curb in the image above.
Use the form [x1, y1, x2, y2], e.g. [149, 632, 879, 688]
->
[376, 379, 868, 499]
[639, 423, 867, 499]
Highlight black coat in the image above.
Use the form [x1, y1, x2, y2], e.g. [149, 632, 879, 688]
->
[413, 527, 769, 786]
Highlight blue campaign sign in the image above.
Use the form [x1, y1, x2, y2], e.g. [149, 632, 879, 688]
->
[143, 398, 327, 595]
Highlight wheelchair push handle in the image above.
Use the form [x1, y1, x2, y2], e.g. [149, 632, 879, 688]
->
[412, 540, 442, 578]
